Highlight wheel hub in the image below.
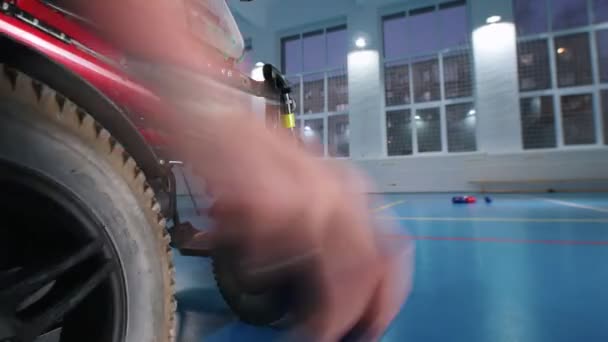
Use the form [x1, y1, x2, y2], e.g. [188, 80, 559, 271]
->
[0, 161, 126, 342]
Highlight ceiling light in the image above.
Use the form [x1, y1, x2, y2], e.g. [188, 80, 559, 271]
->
[355, 37, 367, 49]
[486, 15, 501, 24]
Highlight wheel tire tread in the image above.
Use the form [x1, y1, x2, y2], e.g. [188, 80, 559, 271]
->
[0, 64, 177, 342]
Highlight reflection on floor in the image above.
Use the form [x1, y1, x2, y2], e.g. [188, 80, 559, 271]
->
[174, 193, 608, 342]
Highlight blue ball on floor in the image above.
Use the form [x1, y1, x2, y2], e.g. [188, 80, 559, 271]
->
[485, 196, 492, 203]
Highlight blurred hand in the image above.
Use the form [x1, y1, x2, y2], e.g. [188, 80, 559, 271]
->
[180, 116, 413, 341]
[74, 1, 414, 339]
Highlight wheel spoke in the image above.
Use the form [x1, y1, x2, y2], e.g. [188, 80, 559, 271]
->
[33, 327, 61, 342]
[19, 261, 114, 342]
[0, 240, 103, 299]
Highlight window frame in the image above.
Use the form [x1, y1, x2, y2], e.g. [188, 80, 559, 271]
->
[280, 24, 350, 158]
[515, 3, 608, 150]
[380, 1, 475, 158]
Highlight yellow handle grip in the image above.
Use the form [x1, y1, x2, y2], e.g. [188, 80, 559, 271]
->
[281, 113, 296, 129]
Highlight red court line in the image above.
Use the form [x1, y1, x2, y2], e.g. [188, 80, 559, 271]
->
[396, 235, 608, 246]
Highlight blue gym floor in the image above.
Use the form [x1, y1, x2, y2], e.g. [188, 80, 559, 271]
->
[173, 193, 608, 341]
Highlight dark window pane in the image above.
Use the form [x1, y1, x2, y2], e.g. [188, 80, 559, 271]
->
[327, 70, 348, 112]
[595, 0, 608, 23]
[552, 0, 589, 31]
[439, 4, 468, 49]
[514, 0, 548, 36]
[327, 27, 348, 69]
[302, 31, 326, 72]
[409, 9, 439, 56]
[385, 62, 411, 106]
[598, 30, 608, 83]
[328, 114, 350, 157]
[555, 33, 593, 87]
[282, 36, 302, 74]
[602, 90, 608, 144]
[443, 52, 472, 98]
[517, 39, 551, 91]
[446, 103, 477, 152]
[412, 58, 440, 102]
[521, 96, 556, 149]
[561, 94, 596, 145]
[383, 15, 408, 59]
[303, 118, 324, 155]
[288, 76, 301, 115]
[303, 73, 325, 114]
[416, 107, 442, 152]
[387, 110, 413, 156]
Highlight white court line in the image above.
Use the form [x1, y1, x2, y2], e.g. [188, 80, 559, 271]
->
[372, 199, 406, 213]
[377, 216, 608, 223]
[538, 197, 608, 214]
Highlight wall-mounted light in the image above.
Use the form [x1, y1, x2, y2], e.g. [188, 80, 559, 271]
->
[303, 126, 315, 137]
[355, 37, 367, 49]
[486, 15, 502, 24]
[251, 62, 265, 82]
[467, 109, 476, 116]
[415, 115, 421, 120]
[557, 47, 566, 54]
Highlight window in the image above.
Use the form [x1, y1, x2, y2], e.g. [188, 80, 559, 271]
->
[303, 73, 325, 114]
[327, 27, 349, 69]
[383, 2, 473, 156]
[595, 0, 608, 23]
[517, 39, 551, 91]
[439, 1, 469, 50]
[328, 115, 350, 157]
[327, 70, 349, 112]
[416, 107, 442, 152]
[383, 2, 468, 60]
[281, 25, 347, 74]
[602, 90, 608, 144]
[598, 29, 608, 83]
[520, 96, 557, 149]
[282, 35, 302, 75]
[412, 58, 440, 103]
[281, 25, 349, 157]
[515, 0, 595, 35]
[555, 33, 593, 88]
[561, 94, 596, 145]
[552, 0, 589, 31]
[288, 76, 301, 115]
[516, 1, 605, 150]
[446, 103, 477, 152]
[514, 0, 548, 36]
[383, 14, 408, 60]
[409, 7, 439, 57]
[385, 62, 411, 106]
[387, 110, 413, 156]
[443, 51, 473, 98]
[303, 31, 325, 72]
[303, 119, 324, 155]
